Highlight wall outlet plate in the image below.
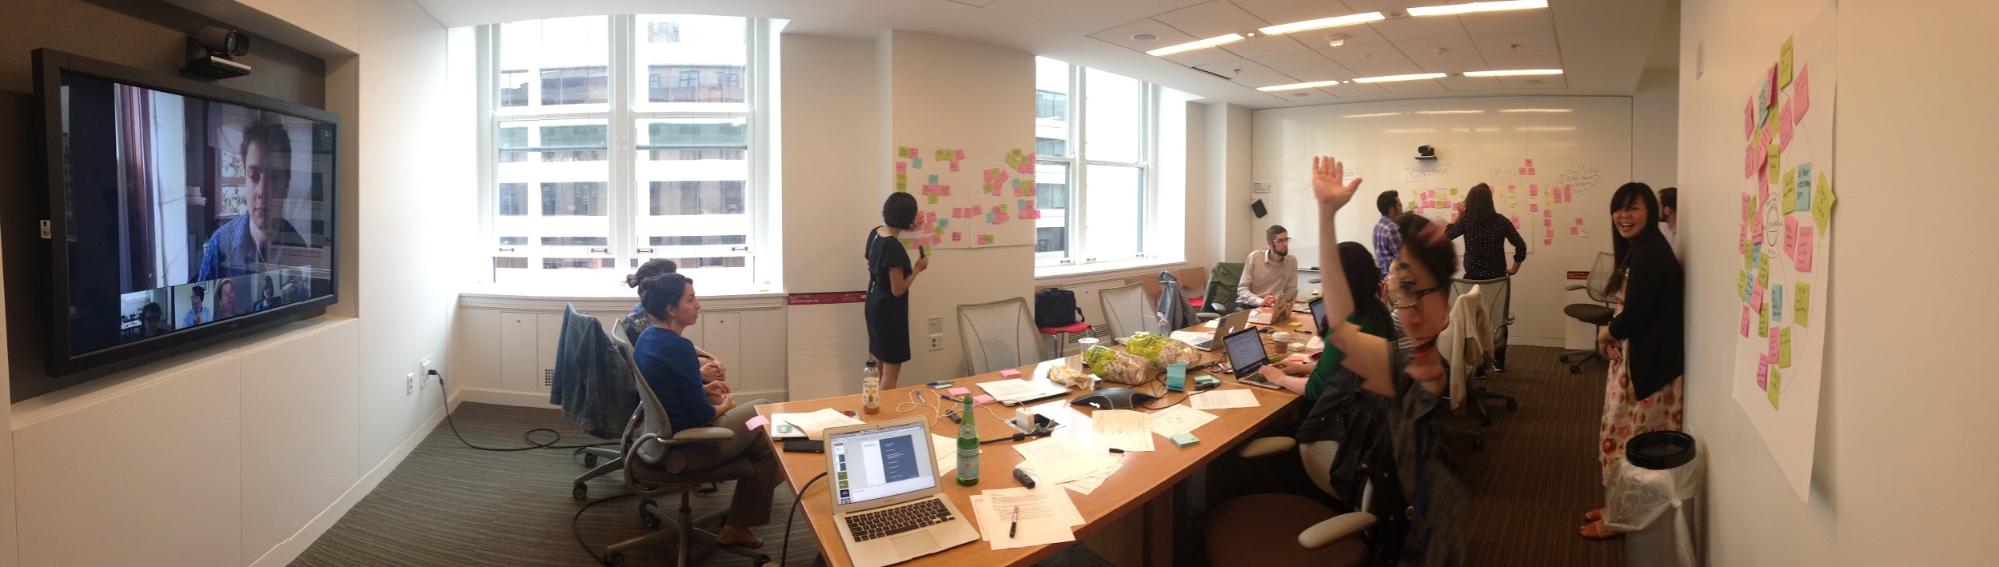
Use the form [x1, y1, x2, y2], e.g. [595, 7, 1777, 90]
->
[404, 372, 415, 396]
[928, 334, 944, 352]
[419, 357, 434, 379]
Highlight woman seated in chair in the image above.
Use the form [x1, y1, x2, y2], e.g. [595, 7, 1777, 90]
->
[633, 273, 779, 549]
[626, 259, 728, 390]
[1306, 156, 1468, 566]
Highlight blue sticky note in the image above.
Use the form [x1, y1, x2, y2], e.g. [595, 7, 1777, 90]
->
[1772, 285, 1784, 322]
[1170, 432, 1200, 448]
[912, 158, 923, 169]
[1165, 363, 1187, 392]
[928, 174, 940, 185]
[938, 219, 950, 228]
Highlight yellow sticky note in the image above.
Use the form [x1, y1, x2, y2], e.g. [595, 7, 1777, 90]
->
[1781, 169, 1797, 213]
[1767, 368, 1782, 409]
[1779, 37, 1795, 89]
[1758, 301, 1769, 337]
[1795, 283, 1811, 327]
[1758, 252, 1770, 288]
[1737, 269, 1748, 300]
[1767, 144, 1782, 182]
[1812, 172, 1836, 228]
[1779, 327, 1793, 368]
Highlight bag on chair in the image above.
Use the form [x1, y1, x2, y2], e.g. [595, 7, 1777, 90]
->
[1034, 288, 1084, 328]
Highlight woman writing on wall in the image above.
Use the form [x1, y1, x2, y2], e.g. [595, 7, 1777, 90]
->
[1447, 183, 1527, 280]
[1580, 183, 1685, 539]
[625, 259, 727, 389]
[864, 193, 930, 390]
[1309, 156, 1467, 566]
[632, 273, 780, 548]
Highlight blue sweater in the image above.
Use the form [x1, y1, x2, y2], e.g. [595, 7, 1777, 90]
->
[634, 327, 717, 432]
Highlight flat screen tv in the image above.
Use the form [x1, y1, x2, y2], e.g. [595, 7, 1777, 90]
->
[34, 49, 339, 376]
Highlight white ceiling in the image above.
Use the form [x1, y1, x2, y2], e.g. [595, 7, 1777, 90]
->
[410, 0, 1670, 109]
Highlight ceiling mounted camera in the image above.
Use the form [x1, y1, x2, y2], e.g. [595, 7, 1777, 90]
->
[184, 27, 252, 80]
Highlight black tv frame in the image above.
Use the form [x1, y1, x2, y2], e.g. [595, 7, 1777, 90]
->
[33, 48, 342, 377]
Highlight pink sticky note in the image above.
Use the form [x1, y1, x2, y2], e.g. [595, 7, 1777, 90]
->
[998, 369, 1021, 379]
[949, 161, 960, 172]
[947, 387, 971, 396]
[1769, 331, 1782, 358]
[1745, 97, 1755, 139]
[1783, 216, 1799, 257]
[746, 415, 769, 432]
[1779, 103, 1795, 151]
[1794, 65, 1811, 120]
[1510, 215, 1521, 228]
[1765, 64, 1780, 107]
[1758, 166, 1770, 205]
[974, 394, 996, 406]
[1569, 226, 1579, 236]
[1529, 186, 1539, 197]
[1794, 226, 1815, 272]
[1757, 361, 1770, 390]
[1529, 203, 1539, 213]
[955, 149, 965, 160]
[1751, 285, 1764, 311]
[1740, 306, 1752, 337]
[951, 232, 962, 242]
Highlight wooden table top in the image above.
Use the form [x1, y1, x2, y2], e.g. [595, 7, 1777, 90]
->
[756, 308, 1318, 566]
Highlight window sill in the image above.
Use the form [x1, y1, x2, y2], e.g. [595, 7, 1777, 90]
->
[1033, 257, 1185, 283]
[458, 281, 787, 312]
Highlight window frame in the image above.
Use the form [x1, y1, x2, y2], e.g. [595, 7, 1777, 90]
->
[1034, 58, 1162, 271]
[475, 15, 774, 290]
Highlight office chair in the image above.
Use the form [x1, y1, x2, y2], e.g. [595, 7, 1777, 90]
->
[958, 297, 1046, 375]
[1155, 270, 1199, 332]
[1206, 434, 1407, 566]
[554, 305, 637, 500]
[602, 333, 770, 567]
[1198, 261, 1246, 322]
[1560, 252, 1621, 375]
[1450, 277, 1519, 425]
[1100, 282, 1160, 339]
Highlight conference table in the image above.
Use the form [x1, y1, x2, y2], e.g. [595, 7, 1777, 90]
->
[757, 308, 1322, 566]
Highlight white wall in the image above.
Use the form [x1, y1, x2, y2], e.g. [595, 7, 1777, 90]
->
[1680, 0, 1999, 564]
[1207, 103, 1256, 265]
[1634, 66, 1680, 189]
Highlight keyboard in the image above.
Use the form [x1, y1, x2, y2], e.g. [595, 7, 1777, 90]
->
[845, 498, 955, 542]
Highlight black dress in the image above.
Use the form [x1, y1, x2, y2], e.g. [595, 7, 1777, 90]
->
[864, 229, 913, 364]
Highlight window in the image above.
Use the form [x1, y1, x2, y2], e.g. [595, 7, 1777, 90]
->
[481, 15, 768, 286]
[1034, 57, 1163, 270]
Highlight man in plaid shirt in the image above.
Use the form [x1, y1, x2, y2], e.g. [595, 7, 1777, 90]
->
[1373, 191, 1403, 280]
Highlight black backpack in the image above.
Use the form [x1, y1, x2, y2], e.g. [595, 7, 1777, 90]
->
[1034, 288, 1084, 328]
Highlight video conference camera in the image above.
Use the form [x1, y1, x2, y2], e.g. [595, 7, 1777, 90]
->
[184, 27, 252, 80]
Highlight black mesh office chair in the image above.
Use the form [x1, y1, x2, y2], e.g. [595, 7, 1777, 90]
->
[1561, 252, 1621, 375]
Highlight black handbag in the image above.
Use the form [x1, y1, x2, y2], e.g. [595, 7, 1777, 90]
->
[1033, 288, 1084, 328]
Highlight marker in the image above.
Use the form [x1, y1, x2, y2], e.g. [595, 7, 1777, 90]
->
[1008, 506, 1018, 538]
[1012, 467, 1036, 489]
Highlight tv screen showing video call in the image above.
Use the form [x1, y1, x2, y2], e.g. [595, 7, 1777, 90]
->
[56, 70, 336, 359]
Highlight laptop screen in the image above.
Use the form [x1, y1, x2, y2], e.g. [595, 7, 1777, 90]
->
[1309, 298, 1326, 332]
[829, 421, 937, 506]
[1223, 328, 1269, 376]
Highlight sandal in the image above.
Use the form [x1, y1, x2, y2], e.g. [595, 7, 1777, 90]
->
[718, 525, 765, 549]
[1579, 520, 1622, 540]
[1583, 508, 1604, 522]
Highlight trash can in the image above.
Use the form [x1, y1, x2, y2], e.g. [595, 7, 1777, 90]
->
[1605, 431, 1701, 567]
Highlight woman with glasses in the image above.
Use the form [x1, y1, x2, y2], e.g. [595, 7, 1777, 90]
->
[1580, 183, 1685, 540]
[1308, 155, 1466, 567]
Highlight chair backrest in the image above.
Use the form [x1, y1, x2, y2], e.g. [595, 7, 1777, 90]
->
[1585, 251, 1617, 302]
[1451, 276, 1511, 349]
[1154, 271, 1197, 331]
[957, 297, 1045, 375]
[610, 332, 673, 465]
[1201, 262, 1245, 314]
[1100, 282, 1156, 338]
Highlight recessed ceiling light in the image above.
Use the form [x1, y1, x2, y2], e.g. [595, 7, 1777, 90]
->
[1146, 33, 1245, 56]
[1416, 110, 1485, 115]
[1516, 126, 1576, 132]
[1351, 72, 1448, 84]
[1258, 79, 1345, 92]
[1132, 33, 1158, 42]
[1407, 0, 1549, 17]
[1344, 112, 1404, 118]
[1499, 108, 1573, 113]
[1259, 12, 1385, 36]
[1463, 68, 1564, 77]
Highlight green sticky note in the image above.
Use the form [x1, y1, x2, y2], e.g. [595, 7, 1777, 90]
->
[1795, 283, 1812, 327]
[1781, 169, 1797, 213]
[1758, 253, 1770, 289]
[1737, 269, 1748, 300]
[1812, 173, 1836, 228]
[1767, 368, 1782, 409]
[1171, 432, 1200, 448]
[1779, 327, 1793, 368]
[1758, 301, 1769, 337]
[1767, 144, 1782, 182]
[1779, 37, 1795, 89]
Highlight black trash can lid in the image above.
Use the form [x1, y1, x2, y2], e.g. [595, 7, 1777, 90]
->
[1626, 431, 1696, 470]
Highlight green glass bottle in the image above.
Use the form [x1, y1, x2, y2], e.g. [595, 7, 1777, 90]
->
[956, 394, 979, 486]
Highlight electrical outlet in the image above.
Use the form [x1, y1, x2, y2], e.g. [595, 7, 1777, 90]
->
[404, 372, 415, 396]
[927, 316, 944, 335]
[928, 334, 944, 352]
[419, 357, 434, 382]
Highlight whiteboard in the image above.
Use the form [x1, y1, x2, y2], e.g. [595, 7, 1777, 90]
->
[1252, 96, 1635, 344]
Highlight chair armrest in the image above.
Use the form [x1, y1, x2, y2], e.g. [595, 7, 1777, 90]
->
[631, 427, 736, 465]
[1196, 312, 1220, 321]
[1564, 284, 1587, 292]
[1299, 512, 1376, 549]
[1237, 436, 1296, 459]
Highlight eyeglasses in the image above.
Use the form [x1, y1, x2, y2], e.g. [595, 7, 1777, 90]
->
[1387, 284, 1446, 310]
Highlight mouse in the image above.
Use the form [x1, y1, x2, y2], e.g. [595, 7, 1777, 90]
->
[1070, 387, 1159, 410]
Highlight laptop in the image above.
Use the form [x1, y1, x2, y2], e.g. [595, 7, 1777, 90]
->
[1189, 309, 1251, 351]
[1309, 297, 1326, 331]
[823, 417, 979, 567]
[1222, 327, 1282, 390]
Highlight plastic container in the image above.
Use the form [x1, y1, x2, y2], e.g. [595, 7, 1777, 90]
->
[1607, 431, 1701, 567]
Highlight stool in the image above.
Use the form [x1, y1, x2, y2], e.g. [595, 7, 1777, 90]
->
[1039, 322, 1091, 358]
[1559, 303, 1616, 374]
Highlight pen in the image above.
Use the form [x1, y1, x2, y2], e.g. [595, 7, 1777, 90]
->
[1009, 506, 1018, 538]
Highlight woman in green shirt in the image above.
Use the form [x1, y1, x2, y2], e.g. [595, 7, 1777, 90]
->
[1258, 242, 1395, 401]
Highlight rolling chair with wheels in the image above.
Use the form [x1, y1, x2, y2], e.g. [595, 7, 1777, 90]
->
[1197, 262, 1245, 322]
[959, 297, 1046, 375]
[601, 333, 771, 567]
[1100, 282, 1161, 338]
[1206, 433, 1408, 566]
[552, 305, 640, 500]
[1561, 252, 1622, 374]
[1450, 277, 1519, 425]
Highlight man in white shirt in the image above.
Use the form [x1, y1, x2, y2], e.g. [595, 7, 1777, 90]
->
[1658, 187, 1680, 258]
[1237, 225, 1298, 309]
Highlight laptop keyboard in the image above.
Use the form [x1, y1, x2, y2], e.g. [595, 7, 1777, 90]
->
[845, 498, 954, 542]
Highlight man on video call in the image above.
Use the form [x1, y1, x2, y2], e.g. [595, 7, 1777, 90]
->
[196, 117, 309, 282]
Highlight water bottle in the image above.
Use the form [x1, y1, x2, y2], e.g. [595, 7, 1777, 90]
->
[956, 394, 980, 486]
[861, 360, 881, 415]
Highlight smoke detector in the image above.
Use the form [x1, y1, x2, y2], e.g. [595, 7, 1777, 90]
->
[1326, 33, 1349, 48]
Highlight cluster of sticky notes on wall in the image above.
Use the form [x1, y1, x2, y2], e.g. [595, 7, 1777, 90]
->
[1738, 34, 1835, 411]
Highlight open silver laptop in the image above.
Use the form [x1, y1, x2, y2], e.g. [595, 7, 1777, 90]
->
[823, 417, 978, 567]
[1190, 309, 1252, 351]
[1223, 327, 1283, 390]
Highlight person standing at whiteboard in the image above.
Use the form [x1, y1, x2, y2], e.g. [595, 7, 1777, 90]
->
[1446, 184, 1527, 280]
[1373, 191, 1404, 280]
[864, 192, 929, 390]
[1656, 187, 1681, 258]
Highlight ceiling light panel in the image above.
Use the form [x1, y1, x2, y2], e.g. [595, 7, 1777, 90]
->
[1407, 0, 1549, 18]
[1258, 12, 1386, 36]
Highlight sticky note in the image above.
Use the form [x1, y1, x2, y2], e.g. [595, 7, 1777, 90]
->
[974, 394, 995, 406]
[1795, 283, 1812, 327]
[1794, 65, 1811, 119]
[912, 158, 923, 169]
[1751, 284, 1764, 312]
[1793, 226, 1815, 272]
[1745, 97, 1755, 140]
[1771, 285, 1793, 329]
[952, 232, 962, 242]
[1171, 433, 1200, 448]
[1758, 300, 1769, 338]
[1740, 305, 1752, 337]
[1737, 269, 1748, 301]
[1766, 144, 1782, 183]
[1782, 216, 1798, 257]
[998, 369, 1021, 379]
[1764, 64, 1779, 108]
[1530, 203, 1539, 213]
[1767, 368, 1782, 409]
[1779, 327, 1793, 368]
[1812, 173, 1836, 228]
[746, 415, 769, 432]
[1779, 37, 1795, 89]
[1758, 249, 1770, 288]
[1757, 167, 1770, 211]
[1529, 185, 1538, 196]
[1569, 226, 1579, 236]
[1781, 168, 1797, 214]
[1779, 102, 1795, 151]
[1795, 164, 1813, 209]
[1756, 360, 1770, 390]
[947, 387, 971, 396]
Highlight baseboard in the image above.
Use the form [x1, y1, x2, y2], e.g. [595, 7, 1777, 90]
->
[1509, 336, 1568, 349]
[248, 404, 447, 567]
[450, 386, 558, 409]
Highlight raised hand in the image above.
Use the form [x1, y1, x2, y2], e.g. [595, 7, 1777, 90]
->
[1311, 156, 1363, 210]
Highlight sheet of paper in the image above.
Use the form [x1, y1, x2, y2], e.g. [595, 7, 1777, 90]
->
[1169, 330, 1212, 344]
[1091, 410, 1156, 452]
[978, 375, 1068, 404]
[968, 488, 1081, 550]
[933, 434, 958, 476]
[1189, 388, 1261, 410]
[1147, 405, 1218, 439]
[1013, 437, 1119, 485]
[1306, 335, 1325, 351]
[768, 408, 864, 439]
[1248, 310, 1274, 325]
[1052, 460, 1123, 495]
